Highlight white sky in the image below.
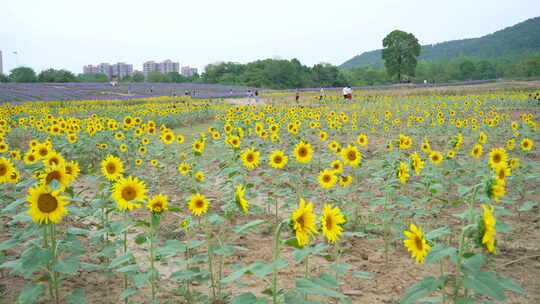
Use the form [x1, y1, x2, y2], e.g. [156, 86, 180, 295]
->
[1, 0, 539, 74]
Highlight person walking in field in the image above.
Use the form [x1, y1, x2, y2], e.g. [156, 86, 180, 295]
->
[319, 87, 325, 101]
[346, 86, 353, 101]
[255, 90, 260, 103]
[342, 86, 348, 101]
[295, 89, 300, 103]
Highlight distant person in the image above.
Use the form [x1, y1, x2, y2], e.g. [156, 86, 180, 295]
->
[150, 86, 154, 93]
[247, 89, 252, 102]
[230, 89, 233, 95]
[342, 87, 348, 100]
[172, 91, 177, 97]
[295, 89, 300, 103]
[255, 90, 260, 103]
[319, 88, 325, 100]
[346, 86, 353, 101]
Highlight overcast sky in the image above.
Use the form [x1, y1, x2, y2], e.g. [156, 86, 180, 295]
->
[1, 0, 539, 74]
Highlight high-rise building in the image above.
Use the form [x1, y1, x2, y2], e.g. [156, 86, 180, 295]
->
[181, 66, 198, 77]
[83, 62, 133, 79]
[143, 59, 180, 75]
[0, 50, 3, 75]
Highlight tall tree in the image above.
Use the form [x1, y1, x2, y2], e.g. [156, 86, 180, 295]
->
[8, 67, 37, 82]
[382, 30, 421, 82]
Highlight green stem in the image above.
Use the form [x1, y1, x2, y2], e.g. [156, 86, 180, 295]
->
[50, 224, 60, 304]
[272, 221, 286, 304]
[206, 217, 216, 300]
[304, 255, 309, 300]
[150, 214, 159, 302]
[453, 226, 469, 300]
[43, 226, 54, 301]
[123, 212, 128, 304]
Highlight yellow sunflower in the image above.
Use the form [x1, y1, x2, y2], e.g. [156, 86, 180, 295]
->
[480, 204, 496, 253]
[488, 148, 507, 169]
[397, 161, 410, 184]
[339, 175, 352, 187]
[64, 161, 80, 183]
[146, 193, 169, 214]
[269, 150, 288, 169]
[23, 151, 39, 165]
[494, 165, 511, 182]
[294, 141, 313, 163]
[291, 198, 318, 247]
[429, 151, 443, 165]
[410, 152, 424, 176]
[43, 151, 65, 167]
[101, 155, 124, 181]
[178, 162, 191, 175]
[193, 140, 205, 153]
[195, 172, 205, 182]
[26, 185, 69, 224]
[330, 160, 343, 173]
[471, 144, 483, 159]
[521, 138, 533, 151]
[320, 204, 346, 243]
[40, 165, 71, 190]
[235, 185, 249, 213]
[111, 176, 148, 211]
[403, 224, 431, 263]
[357, 134, 368, 147]
[241, 147, 260, 169]
[318, 169, 337, 188]
[341, 145, 361, 167]
[187, 193, 209, 216]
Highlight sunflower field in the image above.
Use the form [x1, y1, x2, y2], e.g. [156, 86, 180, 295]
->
[0, 91, 539, 304]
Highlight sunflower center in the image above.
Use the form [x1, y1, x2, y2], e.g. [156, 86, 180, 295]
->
[39, 148, 48, 157]
[45, 171, 62, 185]
[498, 169, 505, 179]
[347, 151, 357, 161]
[323, 174, 331, 183]
[296, 214, 305, 226]
[195, 199, 204, 208]
[0, 164, 7, 176]
[50, 157, 59, 165]
[298, 147, 307, 157]
[414, 235, 423, 251]
[274, 155, 282, 164]
[37, 193, 58, 213]
[106, 163, 116, 174]
[524, 141, 529, 148]
[121, 186, 137, 201]
[326, 216, 333, 229]
[493, 153, 501, 163]
[247, 153, 254, 162]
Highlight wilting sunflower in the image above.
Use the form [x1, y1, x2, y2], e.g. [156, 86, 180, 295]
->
[357, 134, 368, 147]
[521, 138, 533, 151]
[40, 165, 71, 190]
[111, 176, 148, 211]
[0, 157, 15, 183]
[269, 150, 288, 169]
[403, 224, 431, 263]
[26, 185, 69, 224]
[320, 204, 346, 243]
[318, 169, 337, 188]
[101, 155, 124, 181]
[187, 193, 209, 216]
[339, 175, 352, 187]
[480, 204, 496, 253]
[195, 172, 205, 182]
[294, 141, 313, 163]
[341, 145, 361, 167]
[146, 193, 169, 214]
[410, 152, 424, 176]
[241, 147, 260, 169]
[178, 162, 191, 175]
[397, 162, 410, 184]
[429, 151, 443, 165]
[235, 185, 249, 213]
[291, 198, 318, 247]
[488, 148, 507, 169]
[471, 144, 483, 158]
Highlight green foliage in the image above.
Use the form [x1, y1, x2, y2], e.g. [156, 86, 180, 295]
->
[76, 73, 109, 82]
[38, 68, 77, 82]
[342, 16, 540, 68]
[8, 67, 37, 82]
[0, 73, 8, 82]
[382, 30, 421, 81]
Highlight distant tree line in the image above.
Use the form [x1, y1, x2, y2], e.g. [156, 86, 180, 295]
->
[0, 53, 538, 87]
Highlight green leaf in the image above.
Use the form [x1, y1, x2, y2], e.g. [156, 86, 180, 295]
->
[212, 245, 247, 256]
[20, 246, 52, 279]
[463, 271, 506, 301]
[231, 292, 257, 304]
[187, 240, 205, 249]
[496, 274, 527, 295]
[293, 243, 329, 262]
[115, 264, 140, 273]
[296, 278, 346, 298]
[351, 271, 374, 279]
[518, 201, 537, 212]
[425, 226, 451, 240]
[425, 245, 457, 264]
[110, 252, 133, 268]
[156, 240, 187, 258]
[284, 237, 303, 249]
[330, 263, 348, 275]
[312, 272, 339, 289]
[119, 288, 138, 300]
[0, 238, 19, 251]
[250, 258, 288, 278]
[65, 289, 86, 304]
[343, 232, 367, 238]
[1, 198, 26, 213]
[232, 219, 267, 234]
[400, 276, 444, 304]
[18, 283, 46, 304]
[53, 256, 81, 276]
[80, 262, 106, 271]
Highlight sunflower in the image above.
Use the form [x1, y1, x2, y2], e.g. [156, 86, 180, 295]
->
[235, 185, 249, 213]
[357, 134, 368, 147]
[509, 158, 520, 169]
[397, 162, 410, 184]
[195, 172, 205, 182]
[488, 148, 507, 169]
[479, 132, 487, 144]
[227, 136, 241, 149]
[193, 140, 205, 153]
[150, 159, 158, 167]
[240, 147, 260, 169]
[23, 151, 38, 164]
[328, 140, 339, 152]
[135, 158, 143, 166]
[403, 224, 431, 263]
[43, 151, 65, 167]
[320, 204, 346, 243]
[178, 162, 191, 175]
[410, 152, 424, 176]
[146, 193, 169, 214]
[480, 204, 496, 253]
[64, 161, 80, 183]
[26, 185, 69, 224]
[494, 165, 511, 182]
[40, 165, 71, 190]
[488, 179, 505, 202]
[119, 144, 127, 153]
[420, 140, 431, 153]
[319, 131, 328, 141]
[101, 155, 124, 181]
[111, 175, 148, 211]
[291, 198, 318, 247]
[0, 157, 15, 183]
[341, 145, 361, 167]
[35, 143, 51, 159]
[318, 169, 337, 188]
[161, 132, 175, 144]
[294, 141, 313, 163]
[176, 135, 185, 143]
[506, 139, 515, 150]
[429, 151, 443, 165]
[8, 169, 20, 184]
[187, 193, 209, 216]
[521, 138, 533, 151]
[330, 160, 343, 173]
[471, 144, 483, 158]
[9, 150, 21, 160]
[446, 150, 456, 159]
[269, 150, 288, 169]
[339, 175, 352, 187]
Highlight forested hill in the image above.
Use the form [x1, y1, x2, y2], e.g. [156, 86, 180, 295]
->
[340, 16, 540, 69]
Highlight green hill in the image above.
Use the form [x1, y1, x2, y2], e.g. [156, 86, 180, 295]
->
[340, 16, 540, 69]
